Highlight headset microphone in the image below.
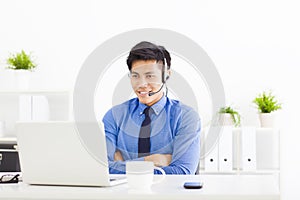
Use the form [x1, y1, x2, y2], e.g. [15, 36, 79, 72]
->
[148, 83, 165, 96]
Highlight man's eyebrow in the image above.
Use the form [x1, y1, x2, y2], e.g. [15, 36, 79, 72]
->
[144, 71, 156, 75]
[130, 71, 156, 74]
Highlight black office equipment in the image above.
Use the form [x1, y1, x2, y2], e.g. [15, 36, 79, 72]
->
[0, 142, 21, 172]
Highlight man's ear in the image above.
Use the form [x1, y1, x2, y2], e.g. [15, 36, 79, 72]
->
[166, 70, 171, 80]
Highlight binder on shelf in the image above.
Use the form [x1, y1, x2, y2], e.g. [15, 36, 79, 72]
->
[232, 128, 241, 171]
[256, 128, 280, 170]
[19, 95, 32, 121]
[218, 126, 233, 171]
[32, 96, 50, 121]
[204, 126, 219, 171]
[241, 126, 257, 171]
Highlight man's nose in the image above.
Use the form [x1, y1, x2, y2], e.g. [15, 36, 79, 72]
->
[138, 77, 148, 87]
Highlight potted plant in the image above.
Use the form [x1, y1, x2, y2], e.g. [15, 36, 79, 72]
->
[253, 91, 282, 127]
[218, 106, 241, 127]
[6, 50, 37, 90]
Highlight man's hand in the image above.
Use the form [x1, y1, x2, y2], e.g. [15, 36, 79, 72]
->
[114, 150, 124, 161]
[145, 154, 172, 167]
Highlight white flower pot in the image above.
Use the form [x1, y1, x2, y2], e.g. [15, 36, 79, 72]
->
[14, 70, 31, 90]
[259, 113, 276, 128]
[218, 113, 234, 126]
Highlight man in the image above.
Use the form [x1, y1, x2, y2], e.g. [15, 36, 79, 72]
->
[103, 41, 201, 174]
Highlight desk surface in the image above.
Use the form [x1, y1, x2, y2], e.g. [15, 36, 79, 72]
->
[0, 174, 280, 200]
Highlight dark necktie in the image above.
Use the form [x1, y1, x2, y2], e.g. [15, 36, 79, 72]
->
[138, 107, 151, 157]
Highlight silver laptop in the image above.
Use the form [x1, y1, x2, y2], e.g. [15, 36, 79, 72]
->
[16, 121, 126, 187]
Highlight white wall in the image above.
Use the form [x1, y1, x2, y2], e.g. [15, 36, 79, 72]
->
[1, 0, 299, 198]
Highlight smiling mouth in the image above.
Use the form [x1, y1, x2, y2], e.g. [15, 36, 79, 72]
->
[138, 91, 151, 97]
[139, 91, 149, 94]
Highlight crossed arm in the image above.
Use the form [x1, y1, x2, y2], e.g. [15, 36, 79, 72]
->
[114, 150, 172, 167]
[107, 126, 200, 174]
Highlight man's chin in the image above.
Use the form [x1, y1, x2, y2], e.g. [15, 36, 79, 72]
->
[138, 98, 151, 105]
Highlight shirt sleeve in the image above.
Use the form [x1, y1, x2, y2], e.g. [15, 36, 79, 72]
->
[103, 109, 122, 174]
[156, 107, 201, 175]
[103, 108, 144, 174]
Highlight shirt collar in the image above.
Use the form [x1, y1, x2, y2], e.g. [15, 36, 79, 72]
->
[137, 96, 167, 116]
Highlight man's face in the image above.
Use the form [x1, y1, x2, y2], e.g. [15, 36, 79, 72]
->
[130, 60, 164, 106]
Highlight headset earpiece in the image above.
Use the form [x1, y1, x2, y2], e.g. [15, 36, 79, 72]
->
[162, 62, 169, 83]
[158, 46, 170, 83]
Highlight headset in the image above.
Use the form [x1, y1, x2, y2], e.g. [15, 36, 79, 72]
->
[162, 62, 169, 84]
[160, 47, 170, 84]
[148, 47, 170, 96]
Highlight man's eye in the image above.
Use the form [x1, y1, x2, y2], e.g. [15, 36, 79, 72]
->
[131, 74, 138, 78]
[146, 75, 155, 78]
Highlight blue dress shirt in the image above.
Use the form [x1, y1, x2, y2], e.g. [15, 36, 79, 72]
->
[102, 96, 201, 174]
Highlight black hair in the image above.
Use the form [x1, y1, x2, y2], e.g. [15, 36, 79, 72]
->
[126, 41, 171, 71]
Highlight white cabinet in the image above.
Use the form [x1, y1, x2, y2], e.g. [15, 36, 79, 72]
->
[0, 90, 72, 136]
[200, 127, 280, 175]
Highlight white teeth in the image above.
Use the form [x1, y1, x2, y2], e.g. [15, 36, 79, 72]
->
[139, 92, 148, 95]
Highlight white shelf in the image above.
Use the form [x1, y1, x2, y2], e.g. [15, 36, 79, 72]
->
[200, 169, 280, 175]
[0, 90, 72, 95]
[0, 90, 73, 136]
[200, 127, 280, 173]
[0, 137, 17, 144]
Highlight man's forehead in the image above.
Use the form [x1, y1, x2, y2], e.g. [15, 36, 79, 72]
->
[131, 63, 163, 72]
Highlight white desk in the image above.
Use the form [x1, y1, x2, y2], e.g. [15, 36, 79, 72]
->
[0, 174, 280, 200]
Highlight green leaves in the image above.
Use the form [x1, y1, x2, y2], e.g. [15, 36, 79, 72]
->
[6, 50, 36, 71]
[219, 106, 241, 127]
[253, 91, 282, 113]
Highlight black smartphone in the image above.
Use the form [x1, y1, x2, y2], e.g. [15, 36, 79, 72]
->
[183, 182, 203, 189]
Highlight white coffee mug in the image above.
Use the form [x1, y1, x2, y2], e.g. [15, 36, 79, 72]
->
[126, 161, 165, 190]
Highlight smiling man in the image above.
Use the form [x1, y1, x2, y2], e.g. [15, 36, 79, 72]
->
[102, 41, 201, 174]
